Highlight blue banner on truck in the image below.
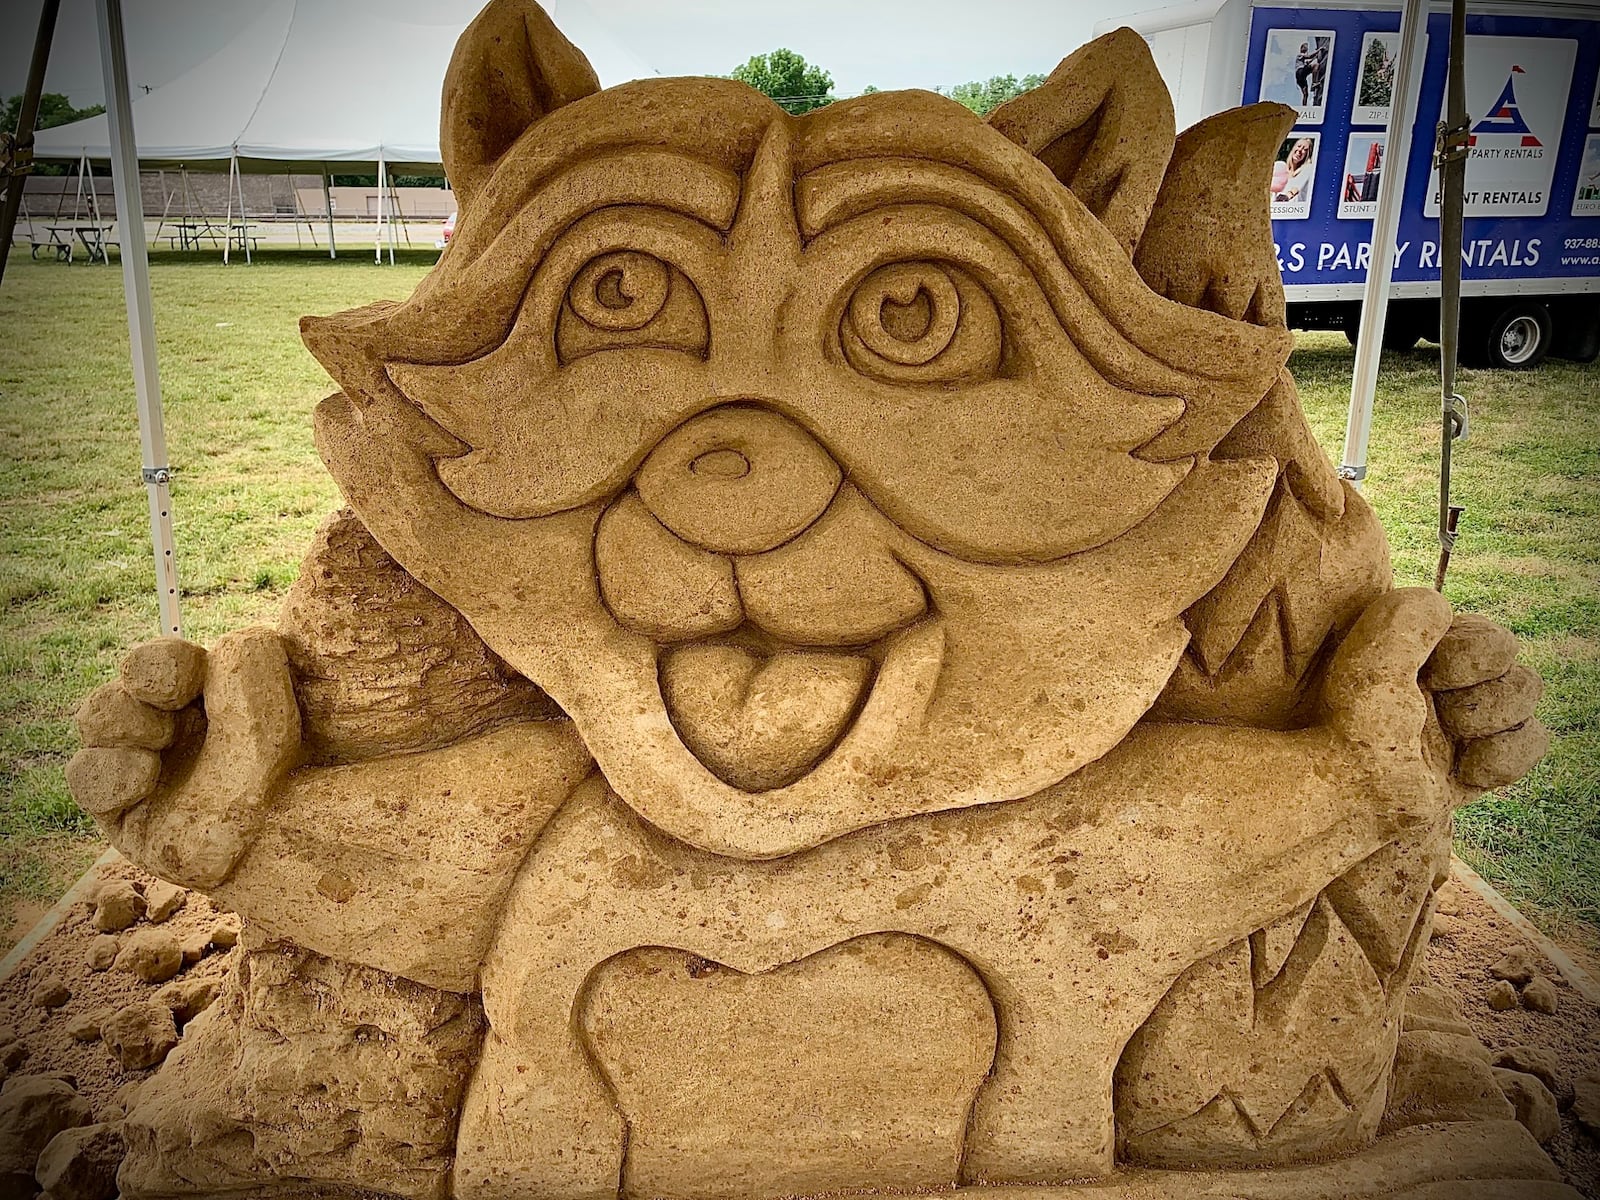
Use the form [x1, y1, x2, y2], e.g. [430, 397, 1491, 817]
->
[1243, 5, 1600, 291]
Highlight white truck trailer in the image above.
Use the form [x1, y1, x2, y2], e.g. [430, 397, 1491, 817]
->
[1100, 0, 1600, 366]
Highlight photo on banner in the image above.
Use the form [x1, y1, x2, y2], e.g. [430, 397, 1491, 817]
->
[1424, 35, 1577, 219]
[1351, 31, 1426, 125]
[1270, 132, 1320, 219]
[1340, 133, 1386, 218]
[1575, 135, 1600, 215]
[1260, 29, 1336, 123]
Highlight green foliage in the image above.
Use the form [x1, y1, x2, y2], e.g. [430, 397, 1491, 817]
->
[729, 48, 835, 114]
[2, 92, 105, 136]
[4, 93, 106, 176]
[1357, 37, 1395, 108]
[941, 73, 1047, 116]
[330, 174, 448, 188]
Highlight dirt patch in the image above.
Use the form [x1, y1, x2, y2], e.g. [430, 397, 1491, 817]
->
[1425, 876, 1600, 1196]
[0, 857, 237, 1123]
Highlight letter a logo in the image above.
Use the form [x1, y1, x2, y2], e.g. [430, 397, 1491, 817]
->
[1471, 65, 1542, 146]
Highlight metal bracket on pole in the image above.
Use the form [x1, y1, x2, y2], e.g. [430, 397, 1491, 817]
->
[1336, 464, 1368, 482]
[1434, 118, 1472, 168]
[141, 466, 173, 485]
[1444, 392, 1469, 443]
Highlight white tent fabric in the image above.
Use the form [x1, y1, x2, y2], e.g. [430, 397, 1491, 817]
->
[35, 0, 657, 170]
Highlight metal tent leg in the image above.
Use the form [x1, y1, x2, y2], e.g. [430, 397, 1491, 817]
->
[96, 0, 181, 636]
[323, 172, 336, 259]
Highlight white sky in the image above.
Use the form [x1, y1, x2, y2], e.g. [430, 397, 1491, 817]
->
[0, 0, 1167, 107]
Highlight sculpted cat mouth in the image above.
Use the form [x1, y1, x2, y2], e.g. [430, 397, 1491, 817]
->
[658, 620, 944, 793]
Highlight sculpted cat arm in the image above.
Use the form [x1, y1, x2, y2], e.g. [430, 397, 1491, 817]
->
[1090, 587, 1545, 924]
[66, 630, 594, 991]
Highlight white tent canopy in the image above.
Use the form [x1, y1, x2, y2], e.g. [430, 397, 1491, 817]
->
[35, 0, 657, 171]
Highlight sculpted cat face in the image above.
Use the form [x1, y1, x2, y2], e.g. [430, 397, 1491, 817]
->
[305, 0, 1293, 858]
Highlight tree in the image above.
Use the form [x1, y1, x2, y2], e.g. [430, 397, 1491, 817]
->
[942, 73, 1047, 116]
[1356, 38, 1394, 108]
[3, 93, 106, 176]
[3, 92, 105, 136]
[730, 49, 835, 114]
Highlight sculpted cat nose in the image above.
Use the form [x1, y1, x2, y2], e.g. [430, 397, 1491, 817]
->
[636, 405, 842, 555]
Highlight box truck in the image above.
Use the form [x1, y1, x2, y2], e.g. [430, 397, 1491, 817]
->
[1099, 0, 1600, 366]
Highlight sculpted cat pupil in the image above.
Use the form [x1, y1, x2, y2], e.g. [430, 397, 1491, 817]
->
[570, 251, 670, 330]
[852, 262, 961, 365]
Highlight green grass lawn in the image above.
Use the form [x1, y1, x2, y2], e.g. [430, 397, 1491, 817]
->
[1, 247, 1596, 950]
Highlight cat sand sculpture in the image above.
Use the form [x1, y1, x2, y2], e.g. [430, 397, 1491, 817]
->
[67, 2, 1564, 1196]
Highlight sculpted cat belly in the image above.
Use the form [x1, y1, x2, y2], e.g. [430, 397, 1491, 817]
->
[64, 2, 1552, 1197]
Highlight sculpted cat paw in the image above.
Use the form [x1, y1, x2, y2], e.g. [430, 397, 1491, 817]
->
[68, 630, 301, 888]
[1425, 614, 1549, 793]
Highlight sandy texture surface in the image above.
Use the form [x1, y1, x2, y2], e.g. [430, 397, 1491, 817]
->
[1425, 876, 1600, 1196]
[0, 858, 236, 1122]
[2, 856, 1596, 1198]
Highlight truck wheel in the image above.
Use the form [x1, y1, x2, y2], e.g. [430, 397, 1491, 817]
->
[1482, 302, 1552, 369]
[1381, 320, 1422, 351]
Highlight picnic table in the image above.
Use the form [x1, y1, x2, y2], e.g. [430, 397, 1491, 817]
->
[228, 223, 261, 254]
[32, 223, 117, 263]
[164, 221, 260, 255]
[166, 220, 224, 251]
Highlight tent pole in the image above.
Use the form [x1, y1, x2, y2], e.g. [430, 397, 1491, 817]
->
[154, 168, 172, 248]
[289, 172, 303, 248]
[0, 0, 61, 286]
[372, 155, 382, 265]
[1339, 0, 1428, 492]
[238, 156, 251, 264]
[85, 153, 110, 263]
[322, 172, 336, 259]
[393, 173, 410, 248]
[223, 151, 234, 264]
[375, 152, 386, 265]
[96, 0, 181, 637]
[51, 159, 68, 220]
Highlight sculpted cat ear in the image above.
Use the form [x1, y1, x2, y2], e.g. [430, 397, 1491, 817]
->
[987, 27, 1175, 257]
[1134, 103, 1297, 327]
[440, 0, 600, 212]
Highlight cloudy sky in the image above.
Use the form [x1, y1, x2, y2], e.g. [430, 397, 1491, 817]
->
[1, 0, 1168, 106]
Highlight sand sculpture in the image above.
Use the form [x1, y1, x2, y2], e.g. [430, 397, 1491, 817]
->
[62, 2, 1562, 1196]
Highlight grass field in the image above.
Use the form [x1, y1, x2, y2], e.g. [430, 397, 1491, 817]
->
[1, 247, 1596, 950]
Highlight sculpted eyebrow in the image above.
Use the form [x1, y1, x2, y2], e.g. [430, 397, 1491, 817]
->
[794, 158, 1034, 243]
[521, 148, 745, 244]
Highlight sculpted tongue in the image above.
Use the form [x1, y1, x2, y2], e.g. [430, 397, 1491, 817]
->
[659, 645, 873, 793]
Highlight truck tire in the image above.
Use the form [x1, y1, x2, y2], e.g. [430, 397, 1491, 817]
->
[1551, 300, 1600, 363]
[1381, 319, 1423, 351]
[1480, 301, 1552, 369]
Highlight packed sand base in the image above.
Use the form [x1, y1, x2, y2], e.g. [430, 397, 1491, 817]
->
[2, 860, 1596, 1196]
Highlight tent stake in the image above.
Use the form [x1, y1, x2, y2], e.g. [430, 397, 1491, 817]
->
[96, 0, 181, 637]
[1338, 0, 1427, 491]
